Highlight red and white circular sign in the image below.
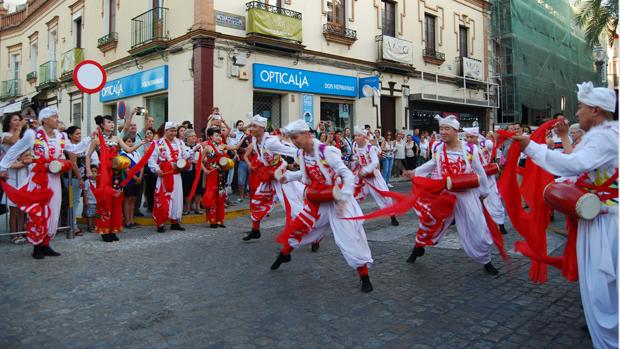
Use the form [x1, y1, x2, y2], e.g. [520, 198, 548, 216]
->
[73, 60, 107, 94]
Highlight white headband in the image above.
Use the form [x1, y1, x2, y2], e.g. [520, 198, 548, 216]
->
[164, 121, 178, 130]
[463, 127, 479, 137]
[353, 126, 367, 136]
[577, 81, 617, 112]
[38, 107, 58, 122]
[284, 119, 310, 134]
[249, 114, 268, 128]
[435, 114, 460, 130]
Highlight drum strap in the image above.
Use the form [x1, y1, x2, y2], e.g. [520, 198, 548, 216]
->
[164, 139, 179, 162]
[575, 168, 619, 202]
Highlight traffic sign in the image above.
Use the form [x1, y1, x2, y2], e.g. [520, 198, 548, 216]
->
[73, 60, 107, 94]
[117, 101, 126, 119]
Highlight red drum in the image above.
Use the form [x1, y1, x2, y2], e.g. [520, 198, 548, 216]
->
[218, 157, 234, 171]
[112, 156, 131, 170]
[543, 182, 601, 220]
[484, 163, 500, 176]
[48, 159, 73, 174]
[175, 159, 190, 171]
[446, 173, 480, 192]
[305, 186, 342, 203]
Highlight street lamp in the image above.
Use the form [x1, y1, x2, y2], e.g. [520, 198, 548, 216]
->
[592, 45, 606, 87]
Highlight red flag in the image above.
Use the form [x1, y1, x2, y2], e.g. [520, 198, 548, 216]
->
[120, 142, 156, 187]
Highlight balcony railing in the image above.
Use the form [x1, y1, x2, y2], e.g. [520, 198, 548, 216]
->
[26, 71, 37, 82]
[246, 1, 302, 43]
[322, 23, 357, 45]
[39, 61, 57, 86]
[131, 7, 169, 48]
[98, 32, 119, 50]
[375, 35, 414, 73]
[1, 79, 19, 98]
[422, 48, 445, 63]
[60, 48, 84, 76]
[455, 56, 484, 88]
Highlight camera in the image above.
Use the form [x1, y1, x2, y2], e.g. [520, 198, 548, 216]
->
[136, 107, 147, 116]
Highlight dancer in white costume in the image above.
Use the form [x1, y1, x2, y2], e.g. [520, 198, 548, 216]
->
[242, 115, 305, 242]
[273, 120, 374, 293]
[409, 115, 500, 275]
[351, 126, 399, 227]
[463, 127, 508, 235]
[148, 122, 189, 233]
[513, 82, 618, 349]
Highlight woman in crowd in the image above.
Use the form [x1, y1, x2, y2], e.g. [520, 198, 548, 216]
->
[374, 129, 385, 147]
[404, 134, 417, 170]
[319, 132, 328, 144]
[1, 113, 28, 244]
[236, 127, 252, 203]
[182, 129, 203, 214]
[177, 125, 187, 144]
[64, 126, 88, 236]
[393, 132, 406, 177]
[380, 131, 395, 187]
[86, 115, 145, 242]
[120, 135, 143, 228]
[419, 132, 429, 166]
[143, 128, 158, 213]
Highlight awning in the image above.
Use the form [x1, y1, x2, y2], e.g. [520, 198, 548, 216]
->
[0, 100, 23, 113]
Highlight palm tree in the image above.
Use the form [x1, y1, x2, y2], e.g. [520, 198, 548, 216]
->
[574, 0, 618, 47]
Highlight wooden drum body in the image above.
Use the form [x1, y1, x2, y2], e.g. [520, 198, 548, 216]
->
[175, 159, 190, 171]
[305, 186, 342, 204]
[446, 173, 480, 192]
[218, 157, 234, 171]
[484, 163, 500, 177]
[543, 182, 601, 220]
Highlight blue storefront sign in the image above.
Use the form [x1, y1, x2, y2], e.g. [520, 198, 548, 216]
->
[99, 66, 168, 102]
[358, 75, 380, 98]
[253, 64, 357, 97]
[301, 94, 314, 126]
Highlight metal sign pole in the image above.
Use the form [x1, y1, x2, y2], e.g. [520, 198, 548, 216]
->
[87, 93, 92, 135]
[67, 171, 75, 239]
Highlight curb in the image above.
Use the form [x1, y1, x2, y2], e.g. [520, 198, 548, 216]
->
[76, 208, 252, 226]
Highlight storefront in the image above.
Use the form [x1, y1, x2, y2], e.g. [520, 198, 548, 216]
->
[408, 100, 489, 134]
[252, 63, 358, 130]
[99, 65, 169, 127]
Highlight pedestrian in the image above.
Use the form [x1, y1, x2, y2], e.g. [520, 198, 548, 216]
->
[274, 119, 375, 293]
[64, 126, 88, 236]
[1, 113, 28, 244]
[236, 127, 252, 203]
[393, 132, 406, 177]
[419, 132, 429, 165]
[120, 135, 143, 228]
[83, 165, 98, 232]
[404, 134, 418, 170]
[380, 131, 395, 187]
[512, 82, 617, 348]
[143, 128, 157, 213]
[181, 129, 203, 214]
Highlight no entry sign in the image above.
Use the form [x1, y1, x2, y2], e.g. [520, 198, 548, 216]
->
[73, 60, 107, 94]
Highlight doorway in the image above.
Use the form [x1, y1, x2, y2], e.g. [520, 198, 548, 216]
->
[380, 96, 396, 135]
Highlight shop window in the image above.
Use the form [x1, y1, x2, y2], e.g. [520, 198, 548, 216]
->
[146, 94, 168, 129]
[253, 92, 281, 131]
[320, 99, 353, 131]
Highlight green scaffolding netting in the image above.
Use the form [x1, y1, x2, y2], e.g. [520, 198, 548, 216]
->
[492, 0, 598, 124]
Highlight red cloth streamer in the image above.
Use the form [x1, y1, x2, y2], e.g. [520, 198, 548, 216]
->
[482, 204, 509, 261]
[187, 149, 204, 202]
[152, 161, 174, 226]
[120, 142, 155, 187]
[92, 130, 112, 211]
[497, 120, 559, 283]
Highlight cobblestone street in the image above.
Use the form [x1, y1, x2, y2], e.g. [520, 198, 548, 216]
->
[0, 182, 592, 349]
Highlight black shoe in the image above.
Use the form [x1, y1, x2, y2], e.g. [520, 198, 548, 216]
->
[171, 223, 186, 231]
[219, 224, 226, 228]
[390, 216, 400, 226]
[210, 224, 219, 229]
[499, 224, 508, 235]
[311, 242, 320, 252]
[101, 234, 112, 242]
[242, 229, 261, 241]
[32, 245, 45, 260]
[484, 262, 499, 275]
[270, 252, 291, 270]
[360, 275, 373, 293]
[406, 246, 425, 264]
[135, 212, 144, 217]
[41, 245, 61, 256]
[157, 226, 166, 233]
[111, 233, 119, 241]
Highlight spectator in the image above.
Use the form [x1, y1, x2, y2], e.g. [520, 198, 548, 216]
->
[181, 120, 193, 129]
[342, 128, 353, 157]
[404, 134, 418, 170]
[393, 132, 406, 177]
[428, 133, 437, 159]
[83, 165, 99, 232]
[143, 128, 158, 213]
[411, 128, 421, 145]
[65, 126, 87, 236]
[381, 131, 395, 187]
[319, 132, 328, 143]
[419, 133, 429, 165]
[317, 121, 327, 139]
[177, 125, 187, 144]
[120, 135, 143, 228]
[182, 129, 203, 214]
[374, 129, 385, 146]
[236, 127, 252, 203]
[1, 113, 28, 244]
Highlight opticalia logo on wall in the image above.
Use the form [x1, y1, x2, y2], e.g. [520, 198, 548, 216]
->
[253, 64, 357, 97]
[99, 66, 168, 102]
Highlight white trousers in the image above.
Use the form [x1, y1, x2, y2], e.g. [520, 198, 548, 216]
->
[577, 209, 618, 349]
[361, 175, 393, 209]
[274, 180, 305, 218]
[156, 173, 183, 221]
[288, 199, 373, 269]
[26, 173, 61, 241]
[483, 175, 505, 225]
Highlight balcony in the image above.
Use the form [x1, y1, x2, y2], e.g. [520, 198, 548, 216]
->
[98, 32, 119, 53]
[375, 35, 415, 74]
[322, 23, 357, 46]
[129, 7, 169, 57]
[26, 71, 37, 83]
[1, 79, 19, 99]
[38, 61, 58, 90]
[456, 56, 485, 89]
[60, 48, 84, 80]
[422, 48, 445, 65]
[246, 1, 304, 52]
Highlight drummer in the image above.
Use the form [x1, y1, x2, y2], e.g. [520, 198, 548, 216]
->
[512, 82, 618, 349]
[148, 121, 190, 233]
[406, 115, 500, 275]
[463, 127, 508, 235]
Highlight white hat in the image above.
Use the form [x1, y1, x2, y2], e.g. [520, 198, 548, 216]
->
[353, 126, 367, 136]
[577, 81, 617, 112]
[284, 119, 310, 134]
[249, 114, 268, 128]
[164, 121, 178, 130]
[434, 114, 460, 130]
[38, 107, 58, 121]
[463, 127, 479, 137]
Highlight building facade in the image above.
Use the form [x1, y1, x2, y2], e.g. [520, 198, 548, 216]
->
[0, 0, 496, 135]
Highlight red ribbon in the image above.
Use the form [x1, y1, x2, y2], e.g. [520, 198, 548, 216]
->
[120, 142, 155, 187]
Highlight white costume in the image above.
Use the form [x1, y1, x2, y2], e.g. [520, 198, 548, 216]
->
[352, 139, 392, 208]
[522, 82, 618, 349]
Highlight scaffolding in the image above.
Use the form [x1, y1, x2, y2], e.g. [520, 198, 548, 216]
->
[491, 0, 597, 125]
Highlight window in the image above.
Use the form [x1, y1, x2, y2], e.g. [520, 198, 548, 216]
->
[424, 14, 436, 51]
[49, 30, 57, 60]
[320, 98, 353, 131]
[30, 43, 37, 73]
[109, 0, 116, 33]
[382, 0, 396, 37]
[70, 92, 83, 127]
[459, 26, 468, 57]
[253, 92, 281, 130]
[73, 17, 82, 48]
[327, 0, 345, 27]
[10, 53, 20, 80]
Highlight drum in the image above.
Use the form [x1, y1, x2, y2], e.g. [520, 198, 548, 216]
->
[484, 163, 500, 176]
[175, 159, 190, 171]
[112, 156, 131, 170]
[48, 160, 72, 174]
[305, 186, 342, 203]
[446, 173, 480, 192]
[543, 182, 601, 220]
[218, 157, 234, 171]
